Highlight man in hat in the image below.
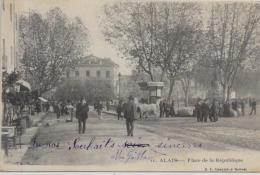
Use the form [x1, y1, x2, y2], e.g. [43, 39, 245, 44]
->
[76, 97, 89, 134]
[201, 99, 210, 122]
[124, 95, 137, 136]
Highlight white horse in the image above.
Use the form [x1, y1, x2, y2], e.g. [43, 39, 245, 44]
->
[135, 101, 160, 120]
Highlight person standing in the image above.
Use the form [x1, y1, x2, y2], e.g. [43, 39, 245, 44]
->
[117, 100, 123, 120]
[55, 102, 61, 120]
[210, 99, 218, 122]
[165, 101, 171, 118]
[66, 100, 74, 122]
[159, 99, 164, 118]
[250, 98, 256, 115]
[170, 100, 175, 117]
[76, 98, 89, 134]
[124, 96, 136, 137]
[106, 101, 110, 111]
[240, 99, 245, 116]
[96, 101, 103, 120]
[194, 100, 202, 122]
[201, 100, 210, 122]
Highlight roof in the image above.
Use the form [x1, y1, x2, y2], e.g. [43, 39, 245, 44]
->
[77, 55, 119, 68]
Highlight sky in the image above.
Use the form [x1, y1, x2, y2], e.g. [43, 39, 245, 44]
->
[16, 0, 133, 75]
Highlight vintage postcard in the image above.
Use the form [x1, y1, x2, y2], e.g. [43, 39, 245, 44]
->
[0, 0, 260, 172]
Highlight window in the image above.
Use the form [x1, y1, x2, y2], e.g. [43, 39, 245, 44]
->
[86, 70, 90, 77]
[75, 71, 79, 77]
[106, 71, 110, 78]
[10, 3, 12, 22]
[96, 70, 100, 78]
[2, 0, 5, 10]
[66, 70, 70, 78]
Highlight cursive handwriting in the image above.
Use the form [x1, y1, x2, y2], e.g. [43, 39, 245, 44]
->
[124, 141, 150, 148]
[68, 137, 115, 150]
[111, 149, 152, 163]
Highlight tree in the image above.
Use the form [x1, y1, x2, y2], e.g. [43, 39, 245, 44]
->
[102, 2, 203, 100]
[152, 3, 203, 100]
[54, 80, 85, 102]
[19, 8, 89, 95]
[179, 71, 192, 107]
[102, 2, 159, 81]
[54, 80, 115, 103]
[203, 3, 260, 102]
[84, 80, 115, 103]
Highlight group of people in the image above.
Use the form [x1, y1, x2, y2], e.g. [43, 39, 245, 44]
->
[194, 99, 219, 122]
[50, 95, 257, 136]
[159, 100, 175, 118]
[53, 100, 75, 121]
[194, 97, 258, 122]
[51, 96, 137, 136]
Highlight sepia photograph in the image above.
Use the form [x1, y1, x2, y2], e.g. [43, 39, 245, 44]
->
[0, 0, 260, 172]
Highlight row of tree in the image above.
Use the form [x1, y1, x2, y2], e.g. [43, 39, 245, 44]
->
[19, 8, 89, 95]
[101, 2, 260, 102]
[54, 79, 114, 103]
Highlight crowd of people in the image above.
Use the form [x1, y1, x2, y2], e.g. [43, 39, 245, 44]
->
[159, 100, 176, 118]
[40, 95, 257, 136]
[193, 97, 257, 123]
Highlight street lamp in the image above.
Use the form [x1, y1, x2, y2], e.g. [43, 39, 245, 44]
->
[118, 72, 121, 100]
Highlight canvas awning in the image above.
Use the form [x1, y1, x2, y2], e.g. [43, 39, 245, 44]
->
[16, 80, 31, 91]
[38, 97, 48, 103]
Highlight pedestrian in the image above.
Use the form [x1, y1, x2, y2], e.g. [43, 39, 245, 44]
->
[106, 101, 110, 111]
[96, 101, 103, 119]
[240, 99, 245, 116]
[170, 100, 175, 117]
[201, 99, 210, 122]
[117, 100, 123, 120]
[55, 102, 61, 120]
[210, 99, 218, 122]
[194, 99, 202, 122]
[124, 95, 137, 137]
[66, 100, 74, 122]
[165, 101, 171, 118]
[250, 98, 256, 115]
[159, 99, 164, 118]
[76, 98, 89, 134]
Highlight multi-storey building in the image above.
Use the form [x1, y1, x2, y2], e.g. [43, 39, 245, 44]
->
[65, 55, 120, 96]
[1, 0, 18, 73]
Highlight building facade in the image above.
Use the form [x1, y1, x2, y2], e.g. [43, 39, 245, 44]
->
[1, 0, 18, 73]
[65, 55, 119, 96]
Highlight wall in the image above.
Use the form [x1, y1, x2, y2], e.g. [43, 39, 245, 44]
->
[1, 0, 17, 73]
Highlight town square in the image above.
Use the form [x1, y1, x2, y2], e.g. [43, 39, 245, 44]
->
[1, 0, 260, 171]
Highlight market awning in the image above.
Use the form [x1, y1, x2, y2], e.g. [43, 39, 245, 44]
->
[16, 80, 31, 91]
[38, 97, 48, 103]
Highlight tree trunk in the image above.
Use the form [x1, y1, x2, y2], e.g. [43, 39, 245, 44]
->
[167, 78, 175, 101]
[149, 73, 154, 82]
[184, 90, 189, 107]
[226, 86, 231, 103]
[222, 85, 227, 102]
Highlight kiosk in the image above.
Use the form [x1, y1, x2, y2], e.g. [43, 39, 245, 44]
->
[138, 81, 164, 104]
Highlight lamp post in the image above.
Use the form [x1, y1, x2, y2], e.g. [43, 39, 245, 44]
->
[118, 72, 121, 100]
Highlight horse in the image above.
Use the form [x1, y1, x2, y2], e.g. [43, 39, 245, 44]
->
[136, 101, 160, 120]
